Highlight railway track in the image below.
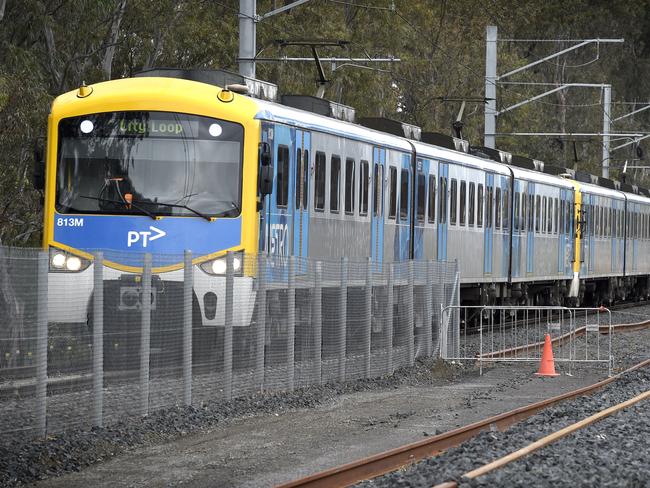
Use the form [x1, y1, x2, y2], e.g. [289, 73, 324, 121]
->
[431, 387, 650, 488]
[276, 357, 650, 488]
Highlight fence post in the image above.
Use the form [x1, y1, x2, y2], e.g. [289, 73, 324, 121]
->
[338, 257, 348, 381]
[92, 252, 104, 427]
[313, 261, 322, 384]
[183, 250, 193, 406]
[407, 260, 414, 366]
[425, 260, 433, 358]
[287, 255, 296, 391]
[224, 251, 234, 400]
[140, 253, 152, 417]
[364, 257, 372, 377]
[35, 251, 48, 437]
[255, 253, 267, 390]
[386, 263, 394, 375]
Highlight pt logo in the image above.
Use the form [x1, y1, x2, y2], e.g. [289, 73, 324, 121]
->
[127, 226, 166, 248]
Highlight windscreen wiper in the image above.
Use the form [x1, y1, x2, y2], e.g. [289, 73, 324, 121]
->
[145, 200, 213, 222]
[211, 201, 240, 218]
[79, 195, 158, 220]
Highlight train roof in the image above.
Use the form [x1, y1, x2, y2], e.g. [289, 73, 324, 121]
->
[508, 165, 575, 189]
[411, 140, 510, 175]
[255, 99, 413, 152]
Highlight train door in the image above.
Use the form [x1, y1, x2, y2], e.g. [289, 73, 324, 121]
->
[371, 147, 385, 269]
[437, 162, 449, 261]
[499, 175, 510, 277]
[484, 173, 494, 275]
[413, 158, 429, 260]
[558, 189, 567, 273]
[618, 201, 625, 272]
[567, 189, 575, 271]
[611, 200, 617, 273]
[396, 153, 412, 261]
[580, 193, 594, 274]
[267, 124, 294, 258]
[259, 123, 273, 253]
[526, 182, 535, 274]
[293, 130, 310, 259]
[632, 203, 639, 273]
[512, 180, 523, 278]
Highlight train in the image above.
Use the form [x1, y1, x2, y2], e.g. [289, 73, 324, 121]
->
[34, 69, 650, 354]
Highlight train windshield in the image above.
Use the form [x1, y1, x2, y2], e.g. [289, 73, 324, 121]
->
[56, 111, 243, 218]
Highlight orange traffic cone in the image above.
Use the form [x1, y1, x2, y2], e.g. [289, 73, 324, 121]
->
[535, 334, 560, 377]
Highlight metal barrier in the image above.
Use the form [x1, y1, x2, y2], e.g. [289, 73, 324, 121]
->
[440, 305, 613, 375]
[0, 246, 459, 442]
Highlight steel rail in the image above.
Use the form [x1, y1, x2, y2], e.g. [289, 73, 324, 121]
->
[275, 358, 650, 488]
[433, 388, 650, 488]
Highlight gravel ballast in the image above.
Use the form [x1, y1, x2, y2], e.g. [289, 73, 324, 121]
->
[359, 367, 650, 488]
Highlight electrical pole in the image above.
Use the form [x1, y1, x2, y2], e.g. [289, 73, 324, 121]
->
[484, 26, 498, 148]
[484, 26, 623, 176]
[239, 0, 256, 78]
[602, 85, 611, 178]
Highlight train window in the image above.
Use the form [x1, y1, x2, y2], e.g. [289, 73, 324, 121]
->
[599, 206, 603, 237]
[477, 184, 484, 227]
[428, 175, 436, 223]
[502, 188, 509, 231]
[439, 176, 448, 224]
[468, 182, 475, 227]
[522, 192, 527, 231]
[345, 158, 355, 215]
[373, 163, 383, 217]
[514, 192, 520, 231]
[554, 198, 559, 234]
[450, 179, 457, 225]
[495, 188, 501, 229]
[535, 195, 541, 233]
[528, 194, 533, 232]
[389, 166, 397, 219]
[360, 160, 369, 216]
[276, 145, 290, 208]
[540, 196, 545, 233]
[459, 181, 466, 226]
[547, 197, 553, 234]
[296, 148, 302, 209]
[400, 169, 409, 221]
[416, 173, 426, 222]
[330, 155, 341, 213]
[487, 186, 493, 229]
[296, 148, 309, 210]
[314, 152, 326, 211]
[559, 199, 565, 234]
[302, 150, 309, 209]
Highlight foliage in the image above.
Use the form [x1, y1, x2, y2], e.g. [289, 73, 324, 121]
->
[1, 0, 649, 245]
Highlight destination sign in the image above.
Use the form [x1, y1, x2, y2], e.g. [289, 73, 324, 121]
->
[117, 118, 199, 138]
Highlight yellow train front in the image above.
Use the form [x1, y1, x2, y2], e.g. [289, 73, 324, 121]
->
[41, 75, 264, 366]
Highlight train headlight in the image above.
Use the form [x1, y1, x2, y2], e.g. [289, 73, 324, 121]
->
[66, 256, 82, 271]
[51, 252, 67, 268]
[49, 248, 91, 273]
[211, 259, 227, 275]
[199, 252, 244, 276]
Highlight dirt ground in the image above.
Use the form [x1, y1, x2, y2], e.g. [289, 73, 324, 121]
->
[32, 359, 609, 488]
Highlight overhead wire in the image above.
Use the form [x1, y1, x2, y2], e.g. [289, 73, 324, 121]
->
[218, 0, 621, 123]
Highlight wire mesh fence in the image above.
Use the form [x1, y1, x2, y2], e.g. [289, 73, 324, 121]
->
[0, 246, 459, 442]
[441, 305, 613, 376]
